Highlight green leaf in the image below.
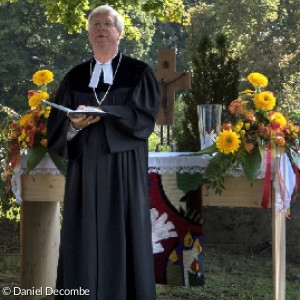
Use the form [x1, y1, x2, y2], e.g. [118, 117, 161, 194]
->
[26, 146, 47, 173]
[241, 146, 262, 185]
[203, 152, 233, 179]
[192, 144, 217, 156]
[48, 150, 67, 176]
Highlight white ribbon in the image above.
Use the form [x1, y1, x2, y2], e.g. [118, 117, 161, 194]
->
[273, 152, 295, 211]
[89, 60, 113, 87]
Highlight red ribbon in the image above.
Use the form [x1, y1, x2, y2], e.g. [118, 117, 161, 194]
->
[292, 165, 299, 202]
[261, 143, 272, 209]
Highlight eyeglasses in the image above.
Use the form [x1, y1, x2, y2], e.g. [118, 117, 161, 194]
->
[90, 21, 115, 29]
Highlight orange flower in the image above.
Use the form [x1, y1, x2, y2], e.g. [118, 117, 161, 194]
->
[258, 123, 272, 139]
[40, 138, 48, 148]
[27, 89, 38, 99]
[26, 117, 37, 129]
[38, 123, 47, 135]
[19, 113, 35, 127]
[244, 111, 256, 123]
[228, 99, 248, 114]
[243, 142, 254, 153]
[274, 136, 286, 147]
[220, 123, 233, 130]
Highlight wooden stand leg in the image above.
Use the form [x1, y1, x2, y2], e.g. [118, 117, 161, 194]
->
[272, 203, 286, 300]
[20, 201, 60, 299]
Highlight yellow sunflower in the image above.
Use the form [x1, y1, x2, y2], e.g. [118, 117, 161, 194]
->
[269, 112, 287, 128]
[253, 91, 276, 111]
[216, 130, 241, 154]
[32, 70, 54, 86]
[28, 92, 49, 108]
[19, 113, 35, 127]
[247, 72, 268, 88]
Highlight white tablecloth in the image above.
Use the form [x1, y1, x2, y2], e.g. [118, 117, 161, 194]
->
[12, 152, 295, 212]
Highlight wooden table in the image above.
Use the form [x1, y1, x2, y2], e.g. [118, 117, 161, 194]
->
[17, 153, 286, 300]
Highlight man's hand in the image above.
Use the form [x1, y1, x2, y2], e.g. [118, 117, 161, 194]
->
[68, 105, 101, 130]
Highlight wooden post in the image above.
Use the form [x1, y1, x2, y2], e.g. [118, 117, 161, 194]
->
[272, 189, 286, 300]
[20, 174, 64, 299]
[20, 202, 60, 299]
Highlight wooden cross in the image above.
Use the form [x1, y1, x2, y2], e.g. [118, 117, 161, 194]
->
[155, 48, 191, 125]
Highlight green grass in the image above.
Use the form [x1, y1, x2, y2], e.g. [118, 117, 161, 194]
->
[0, 219, 299, 300]
[155, 247, 300, 300]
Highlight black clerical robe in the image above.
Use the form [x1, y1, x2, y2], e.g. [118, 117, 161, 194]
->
[47, 53, 160, 300]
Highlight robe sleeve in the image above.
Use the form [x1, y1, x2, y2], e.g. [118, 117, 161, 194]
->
[46, 75, 84, 161]
[102, 67, 160, 153]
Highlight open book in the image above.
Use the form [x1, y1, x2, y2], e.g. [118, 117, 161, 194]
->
[42, 100, 121, 118]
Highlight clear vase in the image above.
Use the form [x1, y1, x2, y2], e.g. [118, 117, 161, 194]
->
[197, 104, 222, 150]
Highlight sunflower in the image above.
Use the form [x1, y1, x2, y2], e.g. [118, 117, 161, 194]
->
[247, 72, 268, 88]
[32, 70, 54, 86]
[269, 112, 287, 128]
[215, 130, 241, 154]
[19, 113, 35, 127]
[253, 91, 276, 111]
[28, 92, 49, 108]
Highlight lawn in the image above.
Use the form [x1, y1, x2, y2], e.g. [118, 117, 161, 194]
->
[0, 218, 299, 300]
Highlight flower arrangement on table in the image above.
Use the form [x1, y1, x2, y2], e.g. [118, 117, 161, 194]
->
[198, 72, 300, 208]
[1, 70, 66, 183]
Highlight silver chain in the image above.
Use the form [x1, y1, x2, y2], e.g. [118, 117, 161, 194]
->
[90, 53, 123, 107]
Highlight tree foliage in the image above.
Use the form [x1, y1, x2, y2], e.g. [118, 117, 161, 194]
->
[172, 0, 299, 151]
[175, 34, 240, 151]
[185, 0, 300, 109]
[0, 0, 159, 112]
[0, 0, 190, 34]
[0, 1, 90, 111]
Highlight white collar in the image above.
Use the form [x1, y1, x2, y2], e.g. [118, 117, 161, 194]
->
[89, 57, 114, 87]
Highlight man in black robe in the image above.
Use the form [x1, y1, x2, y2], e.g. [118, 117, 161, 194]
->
[47, 5, 160, 300]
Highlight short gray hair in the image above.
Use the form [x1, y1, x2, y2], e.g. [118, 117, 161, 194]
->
[87, 5, 124, 34]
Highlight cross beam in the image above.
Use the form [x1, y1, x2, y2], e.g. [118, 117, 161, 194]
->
[155, 48, 191, 126]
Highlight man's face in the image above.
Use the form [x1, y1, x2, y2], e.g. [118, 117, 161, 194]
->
[88, 12, 121, 48]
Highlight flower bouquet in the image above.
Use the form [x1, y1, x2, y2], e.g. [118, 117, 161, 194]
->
[1, 70, 66, 179]
[197, 72, 300, 206]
